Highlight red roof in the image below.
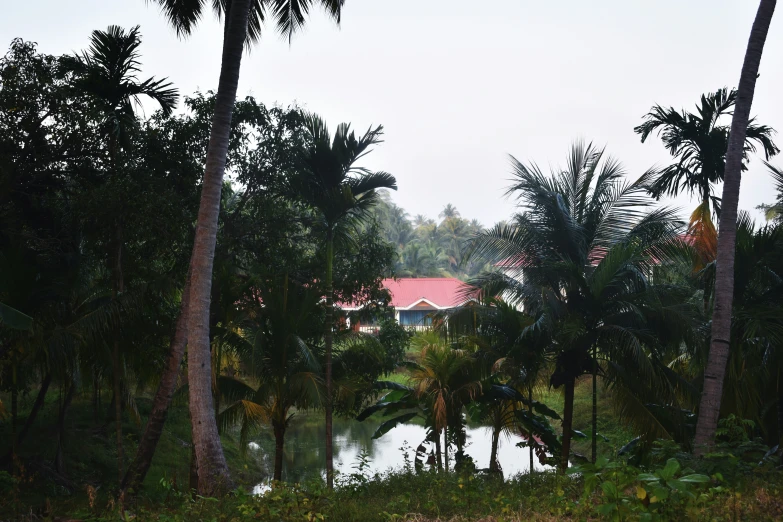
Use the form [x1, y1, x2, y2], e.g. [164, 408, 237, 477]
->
[383, 278, 474, 309]
[338, 278, 476, 310]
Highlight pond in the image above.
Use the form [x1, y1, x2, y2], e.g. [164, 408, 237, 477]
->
[248, 413, 550, 492]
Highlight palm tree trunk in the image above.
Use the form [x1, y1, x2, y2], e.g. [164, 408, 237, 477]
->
[10, 364, 18, 472]
[701, 187, 713, 314]
[694, 0, 777, 454]
[444, 426, 449, 472]
[560, 378, 575, 472]
[778, 367, 783, 464]
[489, 424, 500, 473]
[54, 380, 76, 475]
[529, 385, 535, 474]
[592, 345, 597, 464]
[0, 373, 52, 467]
[325, 229, 335, 488]
[273, 423, 285, 482]
[122, 271, 192, 494]
[185, 0, 251, 495]
[434, 431, 442, 471]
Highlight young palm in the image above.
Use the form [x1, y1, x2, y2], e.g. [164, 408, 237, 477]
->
[464, 142, 688, 470]
[289, 112, 396, 487]
[138, 0, 344, 495]
[217, 277, 322, 482]
[635, 87, 777, 272]
[64, 25, 177, 485]
[695, 0, 777, 454]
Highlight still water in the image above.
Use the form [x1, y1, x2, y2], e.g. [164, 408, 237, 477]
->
[249, 413, 547, 491]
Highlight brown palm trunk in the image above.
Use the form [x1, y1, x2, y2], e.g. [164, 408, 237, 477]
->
[592, 345, 597, 463]
[489, 424, 500, 473]
[185, 0, 251, 496]
[273, 423, 285, 482]
[560, 378, 575, 472]
[54, 380, 76, 475]
[122, 271, 192, 494]
[694, 0, 777, 453]
[443, 426, 449, 472]
[0, 372, 51, 467]
[529, 386, 535, 474]
[112, 219, 125, 485]
[325, 230, 335, 488]
[434, 430, 442, 471]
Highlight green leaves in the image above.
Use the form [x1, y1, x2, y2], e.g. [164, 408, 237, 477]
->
[371, 412, 418, 440]
[0, 302, 33, 331]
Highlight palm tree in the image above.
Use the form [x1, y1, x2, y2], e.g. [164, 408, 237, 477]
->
[464, 142, 689, 470]
[64, 25, 178, 484]
[635, 88, 778, 275]
[694, 0, 778, 454]
[218, 276, 322, 482]
[758, 162, 783, 222]
[144, 0, 344, 495]
[289, 112, 396, 487]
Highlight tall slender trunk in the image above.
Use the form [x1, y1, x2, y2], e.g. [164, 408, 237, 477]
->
[701, 186, 713, 314]
[185, 0, 250, 496]
[592, 345, 597, 464]
[122, 271, 192, 494]
[112, 338, 123, 484]
[489, 424, 500, 473]
[324, 229, 335, 488]
[777, 367, 783, 464]
[273, 423, 285, 482]
[434, 430, 442, 471]
[443, 426, 449, 473]
[10, 364, 18, 472]
[529, 385, 535, 473]
[560, 378, 575, 472]
[1, 373, 52, 467]
[54, 381, 76, 475]
[694, 0, 777, 453]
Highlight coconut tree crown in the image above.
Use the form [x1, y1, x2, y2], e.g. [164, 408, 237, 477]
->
[291, 112, 398, 231]
[63, 25, 178, 142]
[150, 0, 344, 44]
[635, 87, 778, 208]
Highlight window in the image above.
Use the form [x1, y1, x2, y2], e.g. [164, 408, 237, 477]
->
[399, 310, 433, 326]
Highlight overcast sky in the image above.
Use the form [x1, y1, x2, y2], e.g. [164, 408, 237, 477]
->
[4, 0, 783, 226]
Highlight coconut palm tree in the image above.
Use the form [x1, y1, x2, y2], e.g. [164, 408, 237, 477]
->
[694, 0, 778, 454]
[217, 276, 322, 482]
[464, 142, 689, 470]
[289, 112, 396, 487]
[64, 25, 178, 484]
[635, 87, 777, 276]
[143, 0, 345, 495]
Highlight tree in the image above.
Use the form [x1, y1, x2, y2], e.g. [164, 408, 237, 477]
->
[289, 113, 396, 487]
[694, 0, 777, 453]
[218, 276, 322, 482]
[758, 162, 783, 222]
[635, 88, 777, 277]
[464, 142, 689, 470]
[149, 0, 345, 494]
[63, 24, 178, 485]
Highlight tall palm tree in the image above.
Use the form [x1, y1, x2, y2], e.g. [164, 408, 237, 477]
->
[64, 25, 177, 484]
[218, 276, 322, 482]
[635, 88, 777, 274]
[142, 0, 344, 495]
[694, 0, 778, 452]
[464, 142, 689, 470]
[289, 112, 396, 488]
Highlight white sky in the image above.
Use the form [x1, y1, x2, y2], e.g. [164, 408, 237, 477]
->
[4, 0, 783, 226]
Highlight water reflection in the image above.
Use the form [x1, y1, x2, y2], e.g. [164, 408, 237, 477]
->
[249, 413, 550, 491]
